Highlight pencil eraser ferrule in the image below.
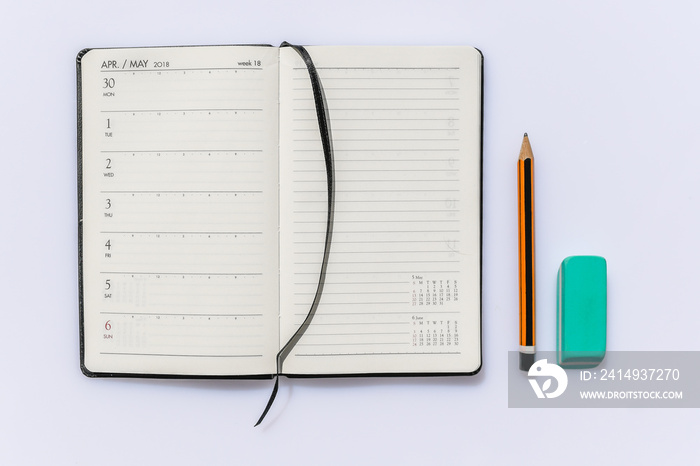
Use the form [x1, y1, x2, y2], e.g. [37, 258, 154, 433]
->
[557, 256, 607, 368]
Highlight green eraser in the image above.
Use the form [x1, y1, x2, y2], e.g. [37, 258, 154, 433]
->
[557, 256, 607, 368]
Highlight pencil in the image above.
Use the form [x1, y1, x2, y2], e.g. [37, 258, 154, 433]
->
[518, 133, 536, 371]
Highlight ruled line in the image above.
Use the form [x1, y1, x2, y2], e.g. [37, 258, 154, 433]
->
[295, 260, 459, 265]
[293, 128, 460, 132]
[294, 281, 410, 285]
[292, 77, 459, 80]
[292, 180, 460, 183]
[293, 290, 407, 295]
[293, 230, 459, 234]
[100, 352, 263, 358]
[292, 149, 459, 153]
[292, 108, 460, 112]
[99, 272, 263, 276]
[100, 149, 263, 153]
[293, 250, 452, 254]
[293, 270, 459, 274]
[292, 66, 460, 70]
[292, 89, 460, 92]
[304, 322, 411, 326]
[293, 209, 458, 213]
[99, 190, 262, 194]
[293, 98, 459, 102]
[100, 231, 262, 235]
[293, 302, 409, 306]
[101, 108, 263, 113]
[307, 332, 410, 336]
[99, 312, 263, 317]
[295, 311, 460, 316]
[294, 189, 459, 193]
[293, 200, 459, 204]
[293, 169, 458, 173]
[294, 352, 461, 356]
[293, 138, 459, 142]
[293, 118, 460, 122]
[293, 220, 460, 224]
[295, 342, 407, 347]
[293, 240, 457, 244]
[101, 67, 264, 73]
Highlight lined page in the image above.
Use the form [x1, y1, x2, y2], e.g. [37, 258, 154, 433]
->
[278, 47, 482, 375]
[80, 46, 279, 376]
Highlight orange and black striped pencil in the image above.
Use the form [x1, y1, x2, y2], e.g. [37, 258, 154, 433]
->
[518, 133, 536, 371]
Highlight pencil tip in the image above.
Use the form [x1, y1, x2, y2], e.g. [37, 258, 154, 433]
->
[519, 132, 534, 160]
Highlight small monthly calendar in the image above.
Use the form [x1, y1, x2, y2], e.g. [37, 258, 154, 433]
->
[411, 317, 460, 348]
[410, 274, 459, 307]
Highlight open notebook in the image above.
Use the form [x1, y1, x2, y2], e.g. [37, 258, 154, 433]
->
[77, 44, 483, 378]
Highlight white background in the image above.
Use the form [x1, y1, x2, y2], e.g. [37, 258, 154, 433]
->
[1, 1, 699, 464]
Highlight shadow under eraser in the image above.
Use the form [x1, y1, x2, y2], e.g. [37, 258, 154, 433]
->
[557, 256, 607, 368]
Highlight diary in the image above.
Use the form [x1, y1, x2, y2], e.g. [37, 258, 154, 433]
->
[77, 44, 483, 378]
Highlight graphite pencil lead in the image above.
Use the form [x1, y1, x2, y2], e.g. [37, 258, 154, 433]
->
[519, 133, 533, 161]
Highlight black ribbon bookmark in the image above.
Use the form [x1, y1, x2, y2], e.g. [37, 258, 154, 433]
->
[254, 42, 335, 427]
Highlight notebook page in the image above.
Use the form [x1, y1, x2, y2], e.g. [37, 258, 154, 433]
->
[80, 46, 279, 376]
[278, 46, 482, 375]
